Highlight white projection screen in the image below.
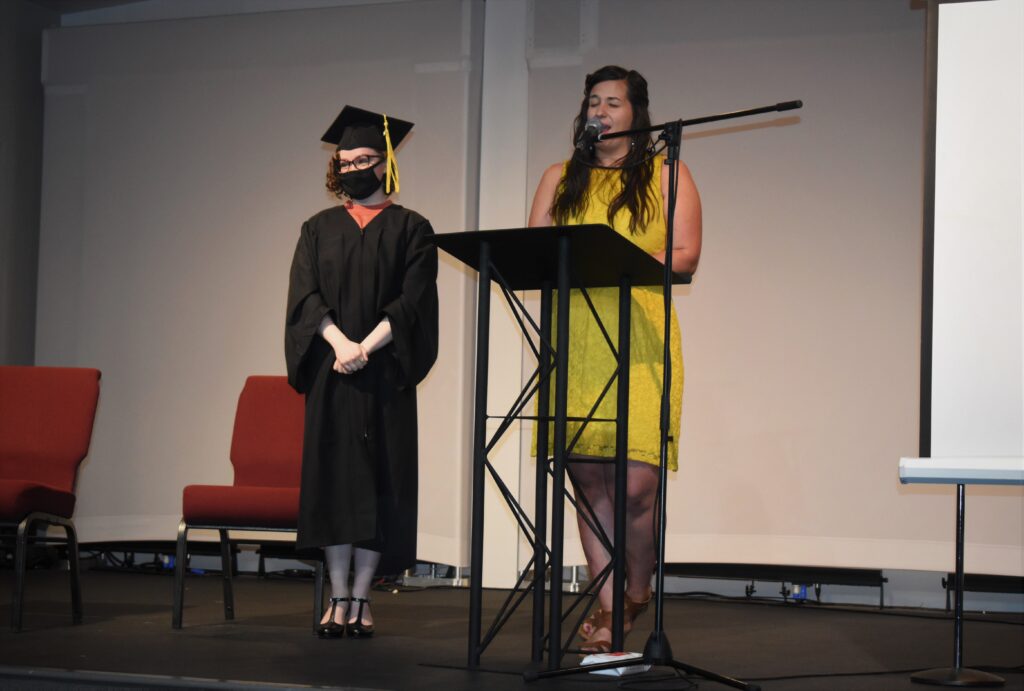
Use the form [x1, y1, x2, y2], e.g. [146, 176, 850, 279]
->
[928, 0, 1023, 561]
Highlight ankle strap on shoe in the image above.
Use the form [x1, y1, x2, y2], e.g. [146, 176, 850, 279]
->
[351, 597, 370, 603]
[329, 596, 351, 603]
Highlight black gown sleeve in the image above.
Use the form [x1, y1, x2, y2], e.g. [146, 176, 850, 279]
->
[285, 221, 333, 393]
[381, 218, 439, 388]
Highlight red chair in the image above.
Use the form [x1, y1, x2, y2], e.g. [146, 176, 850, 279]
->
[173, 375, 324, 631]
[0, 366, 101, 631]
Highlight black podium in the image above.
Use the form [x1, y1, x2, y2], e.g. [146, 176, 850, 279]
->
[433, 224, 690, 671]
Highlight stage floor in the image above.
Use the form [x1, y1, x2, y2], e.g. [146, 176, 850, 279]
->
[0, 568, 1021, 690]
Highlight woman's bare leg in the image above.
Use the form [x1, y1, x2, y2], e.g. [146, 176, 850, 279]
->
[623, 461, 658, 602]
[577, 459, 660, 647]
[571, 460, 616, 609]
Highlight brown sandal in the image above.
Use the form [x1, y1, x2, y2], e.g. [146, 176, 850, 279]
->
[579, 609, 613, 654]
[580, 588, 652, 640]
[624, 588, 653, 628]
[578, 607, 605, 639]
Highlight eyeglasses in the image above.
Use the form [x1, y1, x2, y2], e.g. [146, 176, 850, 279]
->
[336, 154, 383, 174]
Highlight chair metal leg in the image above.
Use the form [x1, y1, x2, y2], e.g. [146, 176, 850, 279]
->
[61, 519, 83, 624]
[170, 522, 311, 631]
[172, 519, 188, 628]
[10, 514, 83, 631]
[313, 559, 325, 635]
[11, 516, 33, 632]
[219, 529, 234, 620]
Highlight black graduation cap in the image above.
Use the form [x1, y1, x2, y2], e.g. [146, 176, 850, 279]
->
[321, 105, 414, 151]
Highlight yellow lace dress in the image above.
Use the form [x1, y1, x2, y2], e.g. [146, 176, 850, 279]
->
[542, 155, 683, 470]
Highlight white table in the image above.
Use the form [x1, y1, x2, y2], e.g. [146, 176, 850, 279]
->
[898, 456, 1024, 687]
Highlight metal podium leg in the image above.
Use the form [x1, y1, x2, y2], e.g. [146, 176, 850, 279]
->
[611, 275, 631, 651]
[532, 283, 552, 663]
[468, 240, 492, 669]
[548, 234, 571, 670]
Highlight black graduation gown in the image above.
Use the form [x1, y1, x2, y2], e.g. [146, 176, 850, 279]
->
[284, 204, 438, 574]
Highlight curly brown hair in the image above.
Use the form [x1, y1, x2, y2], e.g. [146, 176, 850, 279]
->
[325, 150, 389, 199]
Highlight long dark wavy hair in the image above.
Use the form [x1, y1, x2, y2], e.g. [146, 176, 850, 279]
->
[550, 65, 656, 235]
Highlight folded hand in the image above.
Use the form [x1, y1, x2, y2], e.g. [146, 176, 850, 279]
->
[333, 339, 369, 374]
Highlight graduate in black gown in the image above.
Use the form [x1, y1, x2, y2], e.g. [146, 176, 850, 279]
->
[285, 106, 438, 639]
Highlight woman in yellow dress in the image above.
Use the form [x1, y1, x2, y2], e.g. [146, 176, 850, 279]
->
[527, 65, 702, 653]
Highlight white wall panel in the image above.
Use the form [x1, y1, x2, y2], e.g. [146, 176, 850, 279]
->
[514, 0, 1018, 576]
[34, 0, 1021, 584]
[37, 1, 481, 571]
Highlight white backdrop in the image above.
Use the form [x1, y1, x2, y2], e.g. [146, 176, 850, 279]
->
[35, 0, 1022, 586]
[37, 0, 482, 566]
[513, 0, 931, 572]
[499, 0, 1021, 579]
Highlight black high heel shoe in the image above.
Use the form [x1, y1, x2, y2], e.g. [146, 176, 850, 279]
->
[317, 596, 349, 639]
[347, 597, 374, 638]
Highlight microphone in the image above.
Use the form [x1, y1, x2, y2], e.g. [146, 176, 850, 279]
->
[575, 117, 602, 150]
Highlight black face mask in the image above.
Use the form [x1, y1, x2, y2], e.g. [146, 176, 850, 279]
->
[339, 168, 383, 200]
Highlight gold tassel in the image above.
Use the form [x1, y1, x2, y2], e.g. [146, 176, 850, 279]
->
[383, 114, 400, 194]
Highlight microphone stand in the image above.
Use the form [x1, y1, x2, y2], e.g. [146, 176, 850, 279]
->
[526, 100, 802, 688]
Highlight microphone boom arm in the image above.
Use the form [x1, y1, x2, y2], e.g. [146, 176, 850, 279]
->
[598, 100, 802, 142]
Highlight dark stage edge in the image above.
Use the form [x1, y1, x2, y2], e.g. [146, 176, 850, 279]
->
[0, 569, 1021, 691]
[0, 665, 361, 690]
